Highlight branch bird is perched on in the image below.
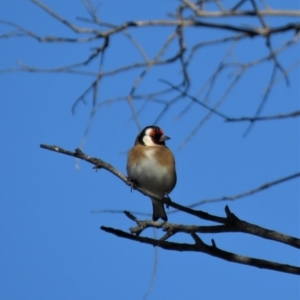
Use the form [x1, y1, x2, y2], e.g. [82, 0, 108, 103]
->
[127, 126, 177, 221]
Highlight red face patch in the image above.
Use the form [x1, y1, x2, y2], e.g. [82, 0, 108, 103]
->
[149, 128, 165, 145]
[150, 128, 164, 137]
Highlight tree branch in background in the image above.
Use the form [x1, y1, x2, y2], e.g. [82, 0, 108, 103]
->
[185, 172, 300, 207]
[1, 0, 299, 141]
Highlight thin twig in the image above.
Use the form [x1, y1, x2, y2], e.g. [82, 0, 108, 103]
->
[186, 172, 300, 207]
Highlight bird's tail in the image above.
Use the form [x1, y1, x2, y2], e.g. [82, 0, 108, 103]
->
[151, 198, 167, 221]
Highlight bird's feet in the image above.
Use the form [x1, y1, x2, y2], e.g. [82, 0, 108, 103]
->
[93, 165, 102, 172]
[128, 177, 138, 192]
[163, 194, 172, 208]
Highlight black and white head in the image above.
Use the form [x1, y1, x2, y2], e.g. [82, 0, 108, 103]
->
[135, 125, 170, 146]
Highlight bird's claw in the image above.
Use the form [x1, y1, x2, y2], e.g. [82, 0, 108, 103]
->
[128, 178, 138, 192]
[93, 165, 102, 172]
[163, 194, 171, 209]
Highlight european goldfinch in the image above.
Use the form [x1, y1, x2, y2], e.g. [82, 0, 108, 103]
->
[126, 125, 176, 221]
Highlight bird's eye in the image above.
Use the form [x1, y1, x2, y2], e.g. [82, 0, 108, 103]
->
[151, 134, 160, 140]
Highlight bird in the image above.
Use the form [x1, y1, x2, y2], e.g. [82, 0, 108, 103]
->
[126, 125, 176, 221]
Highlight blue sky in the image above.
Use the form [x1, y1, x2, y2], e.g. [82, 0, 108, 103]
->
[1, 1, 299, 299]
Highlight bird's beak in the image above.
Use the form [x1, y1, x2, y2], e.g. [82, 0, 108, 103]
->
[159, 134, 170, 142]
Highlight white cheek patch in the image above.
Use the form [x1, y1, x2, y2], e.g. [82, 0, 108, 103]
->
[143, 135, 156, 146]
[145, 128, 152, 136]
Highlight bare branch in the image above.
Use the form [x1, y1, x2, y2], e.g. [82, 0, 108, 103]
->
[182, 1, 300, 17]
[226, 110, 300, 122]
[101, 226, 300, 275]
[187, 172, 300, 207]
[2, 0, 299, 141]
[40, 144, 300, 250]
[242, 64, 278, 136]
[31, 0, 98, 34]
